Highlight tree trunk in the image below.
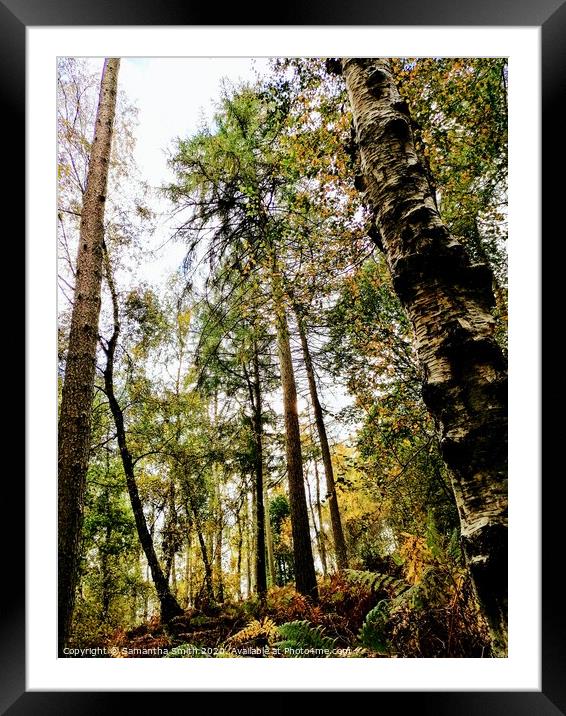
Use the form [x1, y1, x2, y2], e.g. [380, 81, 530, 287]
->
[314, 460, 328, 576]
[236, 507, 243, 600]
[295, 308, 348, 570]
[264, 479, 276, 587]
[102, 247, 183, 625]
[250, 480, 257, 594]
[171, 552, 177, 596]
[183, 535, 192, 609]
[214, 514, 224, 603]
[341, 58, 508, 653]
[249, 346, 267, 597]
[246, 494, 253, 597]
[305, 465, 326, 576]
[164, 476, 177, 585]
[273, 278, 318, 599]
[58, 58, 120, 654]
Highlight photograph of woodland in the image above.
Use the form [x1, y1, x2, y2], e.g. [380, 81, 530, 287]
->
[58, 57, 508, 659]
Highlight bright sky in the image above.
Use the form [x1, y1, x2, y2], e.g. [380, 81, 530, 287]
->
[120, 58, 268, 189]
[117, 58, 270, 283]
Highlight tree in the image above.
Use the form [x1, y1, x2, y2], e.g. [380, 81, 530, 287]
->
[339, 58, 508, 653]
[58, 58, 120, 654]
[167, 87, 319, 599]
[273, 268, 318, 598]
[101, 246, 183, 623]
[294, 306, 348, 570]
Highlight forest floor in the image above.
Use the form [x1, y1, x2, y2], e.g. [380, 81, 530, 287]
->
[96, 570, 491, 658]
[103, 574, 387, 658]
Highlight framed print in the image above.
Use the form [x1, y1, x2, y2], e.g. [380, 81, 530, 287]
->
[10, 0, 559, 711]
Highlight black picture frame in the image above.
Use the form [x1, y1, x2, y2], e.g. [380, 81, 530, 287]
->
[11, 0, 557, 711]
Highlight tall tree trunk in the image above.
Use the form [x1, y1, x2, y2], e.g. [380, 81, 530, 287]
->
[295, 308, 348, 570]
[246, 346, 267, 597]
[264, 479, 276, 587]
[246, 492, 253, 597]
[183, 535, 192, 609]
[250, 481, 257, 594]
[341, 58, 508, 653]
[214, 513, 224, 603]
[305, 465, 326, 576]
[58, 58, 120, 654]
[196, 525, 214, 604]
[164, 476, 177, 585]
[171, 553, 177, 596]
[236, 507, 243, 600]
[102, 247, 183, 624]
[273, 278, 318, 599]
[313, 460, 328, 576]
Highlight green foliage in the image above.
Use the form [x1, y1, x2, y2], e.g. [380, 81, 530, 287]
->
[391, 58, 507, 283]
[343, 569, 408, 599]
[275, 620, 337, 657]
[358, 600, 391, 654]
[269, 494, 291, 531]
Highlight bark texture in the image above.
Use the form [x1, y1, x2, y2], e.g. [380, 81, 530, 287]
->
[295, 308, 348, 570]
[57, 58, 120, 655]
[103, 248, 183, 624]
[341, 58, 508, 652]
[273, 283, 318, 599]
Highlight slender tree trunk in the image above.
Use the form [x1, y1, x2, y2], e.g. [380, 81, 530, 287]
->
[214, 513, 224, 603]
[58, 58, 120, 654]
[313, 460, 328, 576]
[171, 553, 177, 596]
[250, 482, 257, 594]
[305, 466, 325, 576]
[341, 58, 508, 653]
[236, 507, 243, 600]
[196, 527, 214, 604]
[264, 479, 276, 587]
[164, 476, 177, 585]
[246, 493, 253, 597]
[183, 535, 192, 609]
[295, 309, 348, 570]
[249, 346, 267, 597]
[102, 248, 183, 624]
[273, 277, 318, 599]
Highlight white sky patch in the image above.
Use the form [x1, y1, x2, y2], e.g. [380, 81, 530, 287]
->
[116, 58, 270, 285]
[120, 59, 268, 187]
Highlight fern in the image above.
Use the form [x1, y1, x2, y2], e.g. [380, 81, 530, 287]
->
[276, 620, 336, 657]
[358, 600, 390, 654]
[344, 569, 408, 598]
[227, 617, 279, 646]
